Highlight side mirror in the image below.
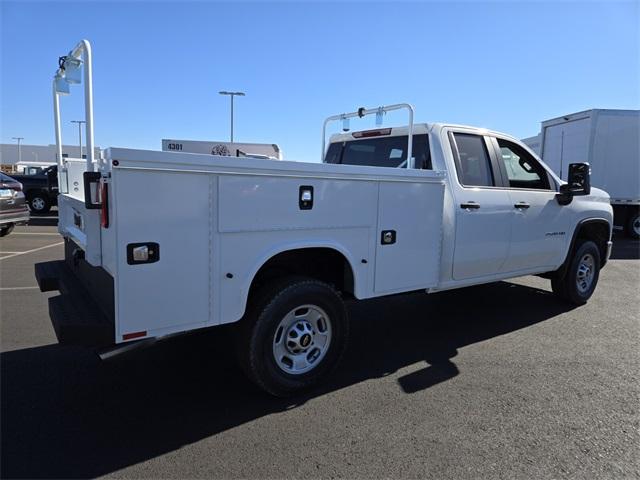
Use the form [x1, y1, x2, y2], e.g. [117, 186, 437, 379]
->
[567, 162, 591, 195]
[556, 162, 591, 205]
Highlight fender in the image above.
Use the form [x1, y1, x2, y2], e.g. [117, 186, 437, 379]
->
[555, 217, 612, 278]
[237, 240, 361, 319]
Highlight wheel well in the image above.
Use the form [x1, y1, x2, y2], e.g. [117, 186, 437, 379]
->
[575, 220, 610, 267]
[25, 189, 47, 200]
[249, 248, 355, 299]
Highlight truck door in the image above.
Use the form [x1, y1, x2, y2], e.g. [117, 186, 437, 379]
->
[490, 137, 567, 271]
[448, 131, 512, 280]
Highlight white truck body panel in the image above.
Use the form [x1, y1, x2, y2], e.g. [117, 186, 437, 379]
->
[102, 148, 445, 340]
[539, 109, 640, 205]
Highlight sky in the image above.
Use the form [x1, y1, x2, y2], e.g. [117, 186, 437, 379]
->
[1, 0, 638, 163]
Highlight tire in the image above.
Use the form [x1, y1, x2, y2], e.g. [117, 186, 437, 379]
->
[0, 224, 14, 237]
[236, 276, 349, 397]
[626, 211, 640, 240]
[551, 240, 601, 305]
[28, 193, 51, 214]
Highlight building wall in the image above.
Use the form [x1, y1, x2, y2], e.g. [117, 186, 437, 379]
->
[0, 143, 101, 166]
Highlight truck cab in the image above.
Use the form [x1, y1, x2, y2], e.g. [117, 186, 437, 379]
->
[325, 122, 612, 290]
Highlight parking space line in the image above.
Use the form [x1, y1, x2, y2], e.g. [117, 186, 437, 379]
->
[0, 286, 40, 291]
[0, 251, 24, 254]
[10, 232, 61, 236]
[0, 242, 64, 261]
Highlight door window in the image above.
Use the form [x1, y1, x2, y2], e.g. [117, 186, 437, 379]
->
[496, 138, 551, 190]
[451, 133, 495, 187]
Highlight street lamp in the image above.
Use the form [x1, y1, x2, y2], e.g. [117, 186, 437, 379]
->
[71, 120, 86, 158]
[218, 91, 245, 142]
[11, 137, 23, 164]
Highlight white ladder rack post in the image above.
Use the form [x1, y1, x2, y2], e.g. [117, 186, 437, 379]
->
[52, 39, 96, 174]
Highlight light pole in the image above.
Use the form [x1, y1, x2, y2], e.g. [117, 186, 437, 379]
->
[71, 120, 86, 158]
[218, 91, 245, 142]
[11, 137, 23, 163]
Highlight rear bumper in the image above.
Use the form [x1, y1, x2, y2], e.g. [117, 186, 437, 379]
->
[0, 209, 30, 226]
[34, 239, 115, 347]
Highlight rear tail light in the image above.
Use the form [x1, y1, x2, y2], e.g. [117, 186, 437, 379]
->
[352, 128, 392, 138]
[100, 182, 109, 228]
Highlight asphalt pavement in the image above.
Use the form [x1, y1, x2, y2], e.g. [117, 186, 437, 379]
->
[1, 218, 639, 479]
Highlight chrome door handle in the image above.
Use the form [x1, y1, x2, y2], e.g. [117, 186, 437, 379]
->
[460, 202, 480, 210]
[514, 202, 530, 209]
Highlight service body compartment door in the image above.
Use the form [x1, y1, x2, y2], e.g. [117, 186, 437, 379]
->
[374, 181, 444, 294]
[113, 169, 212, 341]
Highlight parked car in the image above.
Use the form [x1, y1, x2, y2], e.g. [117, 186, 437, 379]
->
[0, 172, 30, 237]
[10, 165, 58, 214]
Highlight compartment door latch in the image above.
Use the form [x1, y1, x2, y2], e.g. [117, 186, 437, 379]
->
[126, 242, 160, 265]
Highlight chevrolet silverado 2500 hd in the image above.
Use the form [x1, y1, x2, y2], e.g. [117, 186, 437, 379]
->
[35, 41, 613, 396]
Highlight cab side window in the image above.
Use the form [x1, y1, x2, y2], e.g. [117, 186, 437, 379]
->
[496, 138, 551, 190]
[451, 133, 495, 187]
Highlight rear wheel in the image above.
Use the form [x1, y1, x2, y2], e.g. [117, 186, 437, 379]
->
[626, 211, 640, 240]
[29, 193, 51, 214]
[0, 224, 14, 237]
[236, 276, 349, 397]
[551, 240, 601, 305]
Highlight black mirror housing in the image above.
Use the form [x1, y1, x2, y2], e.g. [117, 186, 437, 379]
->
[556, 162, 591, 205]
[567, 162, 591, 195]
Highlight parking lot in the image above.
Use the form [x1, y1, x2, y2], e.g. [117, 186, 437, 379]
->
[1, 217, 639, 479]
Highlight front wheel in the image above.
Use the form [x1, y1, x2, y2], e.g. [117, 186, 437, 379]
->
[551, 240, 601, 305]
[236, 276, 349, 397]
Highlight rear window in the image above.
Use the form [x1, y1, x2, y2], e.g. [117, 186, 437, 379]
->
[325, 134, 431, 169]
[0, 173, 14, 182]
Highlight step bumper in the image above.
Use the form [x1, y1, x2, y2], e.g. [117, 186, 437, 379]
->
[35, 260, 114, 347]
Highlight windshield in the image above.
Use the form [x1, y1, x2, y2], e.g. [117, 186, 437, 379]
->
[325, 134, 431, 169]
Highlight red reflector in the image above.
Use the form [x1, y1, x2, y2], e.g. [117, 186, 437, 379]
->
[123, 331, 146, 341]
[352, 128, 392, 138]
[100, 182, 109, 228]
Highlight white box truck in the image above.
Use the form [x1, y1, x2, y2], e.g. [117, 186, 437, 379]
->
[525, 109, 639, 238]
[37, 41, 614, 397]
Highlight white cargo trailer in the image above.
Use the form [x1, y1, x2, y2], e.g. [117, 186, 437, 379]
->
[533, 109, 639, 238]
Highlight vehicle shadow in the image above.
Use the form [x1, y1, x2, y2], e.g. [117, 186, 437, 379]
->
[610, 236, 640, 260]
[1, 280, 572, 479]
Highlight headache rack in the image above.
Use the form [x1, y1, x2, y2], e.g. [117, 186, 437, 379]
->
[321, 103, 415, 166]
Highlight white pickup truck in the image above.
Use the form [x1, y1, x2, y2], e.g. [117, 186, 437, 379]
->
[37, 41, 613, 396]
